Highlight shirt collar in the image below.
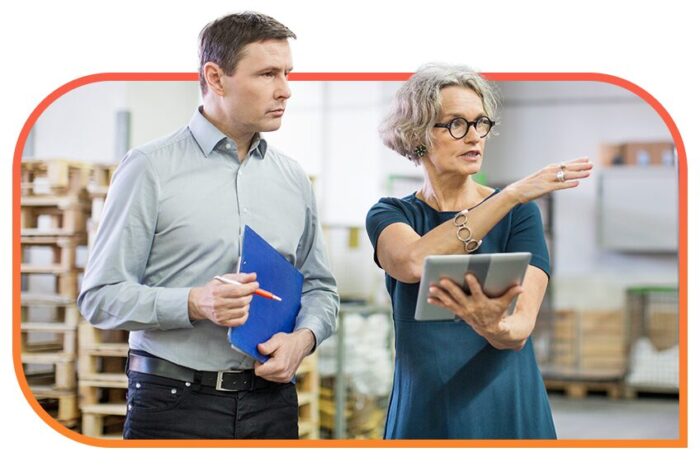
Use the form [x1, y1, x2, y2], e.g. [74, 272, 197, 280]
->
[188, 107, 267, 159]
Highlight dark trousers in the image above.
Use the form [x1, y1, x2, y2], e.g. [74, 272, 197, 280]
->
[123, 371, 299, 439]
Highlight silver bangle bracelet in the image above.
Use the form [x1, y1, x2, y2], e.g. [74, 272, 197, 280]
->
[454, 208, 482, 253]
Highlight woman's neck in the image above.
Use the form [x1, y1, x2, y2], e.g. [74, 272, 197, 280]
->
[417, 174, 486, 212]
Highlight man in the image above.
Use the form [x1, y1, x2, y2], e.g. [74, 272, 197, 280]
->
[78, 12, 338, 439]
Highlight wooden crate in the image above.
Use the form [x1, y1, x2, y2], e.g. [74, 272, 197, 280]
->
[542, 309, 629, 398]
[546, 309, 628, 373]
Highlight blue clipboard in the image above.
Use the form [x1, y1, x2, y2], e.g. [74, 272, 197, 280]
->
[228, 225, 304, 362]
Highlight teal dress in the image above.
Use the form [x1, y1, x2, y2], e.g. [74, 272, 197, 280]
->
[366, 191, 556, 439]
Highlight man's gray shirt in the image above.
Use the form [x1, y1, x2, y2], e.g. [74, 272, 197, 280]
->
[78, 108, 339, 370]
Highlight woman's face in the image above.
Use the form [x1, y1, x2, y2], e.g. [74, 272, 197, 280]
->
[425, 86, 488, 177]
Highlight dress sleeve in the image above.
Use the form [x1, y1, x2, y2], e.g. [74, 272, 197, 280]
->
[365, 198, 413, 268]
[505, 201, 551, 278]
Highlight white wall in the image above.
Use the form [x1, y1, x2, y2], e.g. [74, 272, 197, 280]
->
[30, 81, 199, 163]
[32, 81, 127, 162]
[126, 82, 200, 149]
[27, 79, 679, 308]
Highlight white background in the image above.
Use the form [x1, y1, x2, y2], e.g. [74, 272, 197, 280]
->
[0, 0, 696, 464]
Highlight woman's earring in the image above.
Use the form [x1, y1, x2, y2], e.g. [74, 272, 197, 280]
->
[414, 145, 427, 158]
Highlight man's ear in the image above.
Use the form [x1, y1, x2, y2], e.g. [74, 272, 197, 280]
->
[202, 62, 226, 96]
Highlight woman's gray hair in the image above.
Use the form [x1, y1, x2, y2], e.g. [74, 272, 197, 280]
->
[379, 63, 499, 163]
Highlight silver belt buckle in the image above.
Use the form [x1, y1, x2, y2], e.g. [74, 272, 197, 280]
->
[215, 370, 244, 391]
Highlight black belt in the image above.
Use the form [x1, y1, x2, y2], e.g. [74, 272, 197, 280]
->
[128, 353, 276, 392]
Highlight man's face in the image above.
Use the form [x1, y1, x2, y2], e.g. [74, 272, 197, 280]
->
[221, 39, 293, 134]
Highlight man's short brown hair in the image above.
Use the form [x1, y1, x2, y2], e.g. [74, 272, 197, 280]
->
[198, 12, 296, 94]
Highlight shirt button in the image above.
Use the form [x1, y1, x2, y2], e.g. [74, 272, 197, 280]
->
[225, 143, 231, 150]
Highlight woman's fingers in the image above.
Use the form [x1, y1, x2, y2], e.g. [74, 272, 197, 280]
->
[464, 274, 486, 300]
[561, 157, 590, 165]
[428, 284, 458, 310]
[438, 278, 470, 307]
[562, 164, 593, 175]
[427, 295, 449, 310]
[497, 285, 524, 309]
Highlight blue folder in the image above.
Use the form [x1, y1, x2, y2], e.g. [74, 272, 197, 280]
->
[228, 225, 304, 362]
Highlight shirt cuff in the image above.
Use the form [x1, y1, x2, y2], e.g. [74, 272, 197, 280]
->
[154, 287, 193, 330]
[294, 315, 329, 353]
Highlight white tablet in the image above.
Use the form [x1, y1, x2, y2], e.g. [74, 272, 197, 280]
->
[414, 252, 532, 321]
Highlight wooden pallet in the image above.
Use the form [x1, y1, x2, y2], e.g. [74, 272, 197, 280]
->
[21, 235, 86, 274]
[78, 342, 129, 400]
[21, 197, 90, 236]
[81, 403, 127, 438]
[78, 320, 129, 347]
[21, 160, 92, 197]
[79, 343, 129, 377]
[21, 293, 80, 327]
[86, 164, 116, 196]
[296, 353, 320, 439]
[318, 382, 386, 439]
[31, 385, 80, 427]
[86, 164, 116, 223]
[21, 322, 77, 354]
[542, 367, 626, 399]
[22, 351, 77, 389]
[624, 384, 679, 399]
[21, 271, 81, 299]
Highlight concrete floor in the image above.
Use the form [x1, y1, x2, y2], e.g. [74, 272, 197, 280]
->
[549, 394, 679, 439]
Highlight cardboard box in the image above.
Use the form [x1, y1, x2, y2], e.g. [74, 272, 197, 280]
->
[599, 141, 675, 166]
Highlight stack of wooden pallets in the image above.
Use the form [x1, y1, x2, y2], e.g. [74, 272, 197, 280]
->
[20, 159, 92, 428]
[318, 376, 386, 439]
[296, 353, 320, 439]
[78, 163, 128, 438]
[78, 323, 128, 438]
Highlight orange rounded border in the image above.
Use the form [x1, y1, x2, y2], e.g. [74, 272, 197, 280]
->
[12, 72, 687, 448]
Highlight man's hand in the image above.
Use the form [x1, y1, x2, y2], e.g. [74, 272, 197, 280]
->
[187, 273, 258, 327]
[254, 329, 316, 383]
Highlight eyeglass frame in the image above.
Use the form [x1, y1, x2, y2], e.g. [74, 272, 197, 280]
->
[433, 116, 496, 139]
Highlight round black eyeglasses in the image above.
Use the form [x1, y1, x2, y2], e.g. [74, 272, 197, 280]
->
[434, 116, 495, 139]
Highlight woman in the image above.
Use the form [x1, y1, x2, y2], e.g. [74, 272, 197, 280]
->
[366, 64, 593, 439]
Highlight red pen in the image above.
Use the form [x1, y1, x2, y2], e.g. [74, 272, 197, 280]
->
[214, 275, 282, 302]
